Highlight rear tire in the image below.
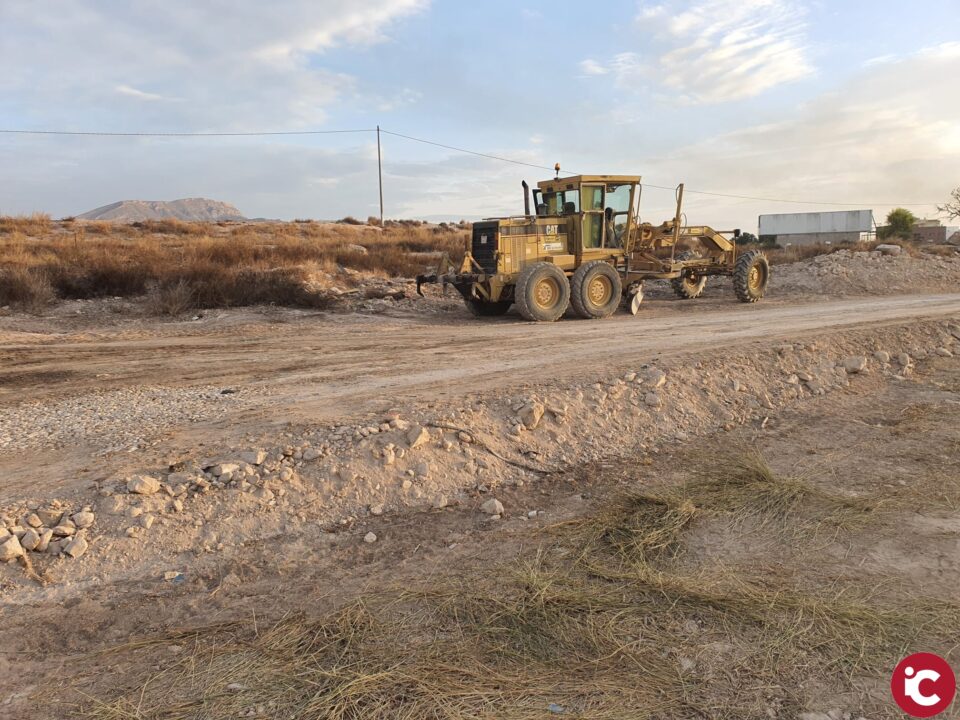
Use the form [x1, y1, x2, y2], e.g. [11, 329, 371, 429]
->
[570, 260, 622, 319]
[515, 263, 570, 322]
[733, 249, 770, 303]
[671, 251, 707, 299]
[465, 298, 511, 317]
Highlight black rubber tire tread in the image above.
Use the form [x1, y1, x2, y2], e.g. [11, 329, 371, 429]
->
[670, 251, 707, 299]
[570, 260, 623, 319]
[515, 262, 570, 322]
[465, 299, 512, 317]
[733, 249, 770, 303]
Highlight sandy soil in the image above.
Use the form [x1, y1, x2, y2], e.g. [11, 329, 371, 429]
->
[1, 250, 959, 718]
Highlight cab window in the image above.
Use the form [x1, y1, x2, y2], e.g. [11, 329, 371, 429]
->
[543, 190, 580, 215]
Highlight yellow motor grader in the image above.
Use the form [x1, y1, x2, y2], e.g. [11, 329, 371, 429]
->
[416, 172, 769, 321]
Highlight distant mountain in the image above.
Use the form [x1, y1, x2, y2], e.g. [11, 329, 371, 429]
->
[77, 198, 246, 222]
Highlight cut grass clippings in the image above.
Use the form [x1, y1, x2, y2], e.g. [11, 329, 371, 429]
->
[79, 448, 958, 719]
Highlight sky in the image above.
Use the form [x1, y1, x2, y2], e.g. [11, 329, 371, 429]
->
[2, 0, 960, 231]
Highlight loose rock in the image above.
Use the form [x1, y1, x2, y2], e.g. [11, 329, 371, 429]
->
[518, 401, 545, 430]
[72, 510, 95, 529]
[842, 356, 867, 374]
[481, 498, 504, 516]
[407, 424, 431, 450]
[127, 475, 161, 495]
[363, 531, 378, 544]
[64, 534, 89, 558]
[0, 534, 24, 561]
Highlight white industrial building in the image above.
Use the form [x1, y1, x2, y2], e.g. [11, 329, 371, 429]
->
[758, 210, 875, 247]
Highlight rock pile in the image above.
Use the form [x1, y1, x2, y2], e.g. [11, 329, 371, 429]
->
[0, 504, 95, 560]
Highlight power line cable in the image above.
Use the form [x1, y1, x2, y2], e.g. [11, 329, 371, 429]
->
[0, 125, 944, 207]
[380, 130, 941, 207]
[379, 129, 561, 174]
[0, 128, 374, 137]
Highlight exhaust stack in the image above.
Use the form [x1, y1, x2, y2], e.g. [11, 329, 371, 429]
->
[522, 181, 531, 216]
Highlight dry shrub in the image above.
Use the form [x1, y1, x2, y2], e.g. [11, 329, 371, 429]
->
[147, 279, 195, 316]
[0, 219, 468, 311]
[0, 266, 56, 311]
[0, 213, 52, 236]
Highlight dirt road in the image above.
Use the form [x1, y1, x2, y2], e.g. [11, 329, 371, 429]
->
[4, 294, 960, 416]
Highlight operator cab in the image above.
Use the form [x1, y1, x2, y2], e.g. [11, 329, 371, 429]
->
[533, 174, 641, 251]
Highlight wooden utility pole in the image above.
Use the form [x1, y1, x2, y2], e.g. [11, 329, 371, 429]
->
[377, 125, 384, 226]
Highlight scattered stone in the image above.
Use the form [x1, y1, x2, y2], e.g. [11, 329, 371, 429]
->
[0, 534, 24, 561]
[644, 392, 662, 409]
[363, 531, 378, 544]
[784, 374, 799, 385]
[527, 510, 538, 519]
[36, 529, 53, 553]
[874, 351, 890, 363]
[212, 463, 239, 477]
[369, 504, 384, 516]
[875, 243, 902, 256]
[644, 368, 667, 388]
[407, 424, 431, 450]
[141, 514, 156, 529]
[64, 534, 89, 558]
[457, 431, 473, 444]
[303, 448, 322, 461]
[518, 401, 545, 430]
[415, 461, 430, 478]
[382, 446, 396, 466]
[239, 450, 267, 465]
[24, 512, 43, 528]
[481, 498, 504, 516]
[73, 510, 95, 529]
[432, 495, 448, 509]
[20, 529, 41, 552]
[171, 499, 184, 513]
[842, 356, 867, 374]
[935, 347, 953, 357]
[52, 524, 76, 537]
[127, 475, 161, 495]
[36, 508, 63, 526]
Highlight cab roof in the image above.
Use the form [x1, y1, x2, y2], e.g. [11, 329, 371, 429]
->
[536, 175, 642, 193]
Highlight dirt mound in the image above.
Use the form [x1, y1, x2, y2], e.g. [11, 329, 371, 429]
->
[77, 198, 245, 222]
[772, 248, 960, 296]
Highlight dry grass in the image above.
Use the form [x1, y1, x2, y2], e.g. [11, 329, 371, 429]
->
[80, 449, 956, 720]
[0, 219, 467, 312]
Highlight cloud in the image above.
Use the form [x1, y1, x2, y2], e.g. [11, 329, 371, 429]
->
[583, 0, 813, 104]
[115, 85, 173, 102]
[636, 43, 960, 228]
[579, 59, 609, 76]
[0, 0, 429, 130]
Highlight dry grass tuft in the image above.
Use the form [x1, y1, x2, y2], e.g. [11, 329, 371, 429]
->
[80, 449, 957, 719]
[0, 219, 468, 312]
[682, 447, 877, 536]
[0, 212, 52, 236]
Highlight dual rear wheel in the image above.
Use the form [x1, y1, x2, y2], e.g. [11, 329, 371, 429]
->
[513, 260, 622, 322]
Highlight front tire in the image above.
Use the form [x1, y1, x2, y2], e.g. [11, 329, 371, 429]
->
[671, 251, 707, 299]
[570, 260, 622, 319]
[733, 249, 770, 303]
[515, 263, 570, 322]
